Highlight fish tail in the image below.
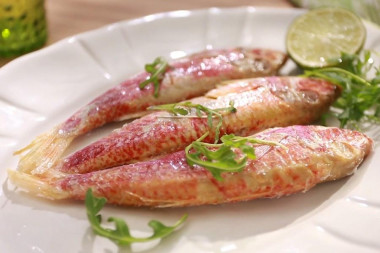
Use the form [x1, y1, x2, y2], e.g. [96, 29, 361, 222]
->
[7, 169, 69, 200]
[13, 126, 74, 175]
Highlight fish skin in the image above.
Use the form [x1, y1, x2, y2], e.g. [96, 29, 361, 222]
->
[14, 48, 287, 175]
[9, 125, 372, 206]
[58, 76, 340, 174]
[61, 48, 287, 135]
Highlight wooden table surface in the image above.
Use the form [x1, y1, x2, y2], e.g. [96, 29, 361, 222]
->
[1, 0, 295, 66]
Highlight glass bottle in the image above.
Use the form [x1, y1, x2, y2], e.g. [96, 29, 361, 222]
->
[0, 0, 47, 57]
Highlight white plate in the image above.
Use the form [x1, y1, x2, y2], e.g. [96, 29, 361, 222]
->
[1, 7, 380, 253]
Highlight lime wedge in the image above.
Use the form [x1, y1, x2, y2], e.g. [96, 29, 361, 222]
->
[286, 8, 366, 68]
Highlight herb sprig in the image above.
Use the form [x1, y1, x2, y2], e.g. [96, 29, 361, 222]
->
[149, 101, 237, 142]
[185, 132, 284, 181]
[303, 51, 380, 128]
[139, 57, 170, 98]
[85, 189, 187, 246]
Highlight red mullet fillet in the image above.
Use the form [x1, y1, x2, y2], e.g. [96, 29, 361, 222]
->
[14, 48, 286, 175]
[56, 76, 339, 175]
[8, 125, 372, 207]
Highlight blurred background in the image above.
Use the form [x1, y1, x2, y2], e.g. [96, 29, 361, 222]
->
[0, 0, 293, 66]
[2, 0, 379, 66]
[45, 0, 292, 45]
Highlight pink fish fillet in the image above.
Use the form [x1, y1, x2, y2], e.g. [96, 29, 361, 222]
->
[55, 76, 339, 175]
[14, 48, 286, 175]
[8, 125, 372, 207]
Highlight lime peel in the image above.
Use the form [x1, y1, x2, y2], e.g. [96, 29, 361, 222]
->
[286, 7, 366, 68]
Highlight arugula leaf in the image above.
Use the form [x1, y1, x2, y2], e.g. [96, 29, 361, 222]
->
[185, 132, 283, 181]
[149, 101, 236, 143]
[85, 189, 187, 246]
[303, 50, 380, 128]
[139, 57, 170, 98]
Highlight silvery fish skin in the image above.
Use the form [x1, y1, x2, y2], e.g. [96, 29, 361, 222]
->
[14, 48, 286, 175]
[57, 76, 339, 174]
[8, 125, 372, 206]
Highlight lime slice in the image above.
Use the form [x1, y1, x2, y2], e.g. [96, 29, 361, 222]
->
[286, 8, 366, 68]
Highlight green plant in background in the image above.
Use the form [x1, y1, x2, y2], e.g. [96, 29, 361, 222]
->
[291, 0, 380, 25]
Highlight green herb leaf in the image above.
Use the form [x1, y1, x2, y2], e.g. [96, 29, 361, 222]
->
[185, 132, 283, 181]
[148, 101, 237, 143]
[303, 50, 380, 128]
[85, 189, 187, 246]
[139, 57, 170, 98]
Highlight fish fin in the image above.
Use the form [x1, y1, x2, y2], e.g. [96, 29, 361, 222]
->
[13, 126, 74, 175]
[7, 169, 69, 200]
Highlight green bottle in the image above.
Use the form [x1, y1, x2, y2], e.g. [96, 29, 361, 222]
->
[0, 0, 47, 57]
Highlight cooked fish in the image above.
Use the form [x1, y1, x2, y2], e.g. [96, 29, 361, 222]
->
[8, 125, 372, 207]
[15, 48, 286, 175]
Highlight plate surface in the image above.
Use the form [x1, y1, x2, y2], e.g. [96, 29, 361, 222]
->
[1, 7, 380, 253]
